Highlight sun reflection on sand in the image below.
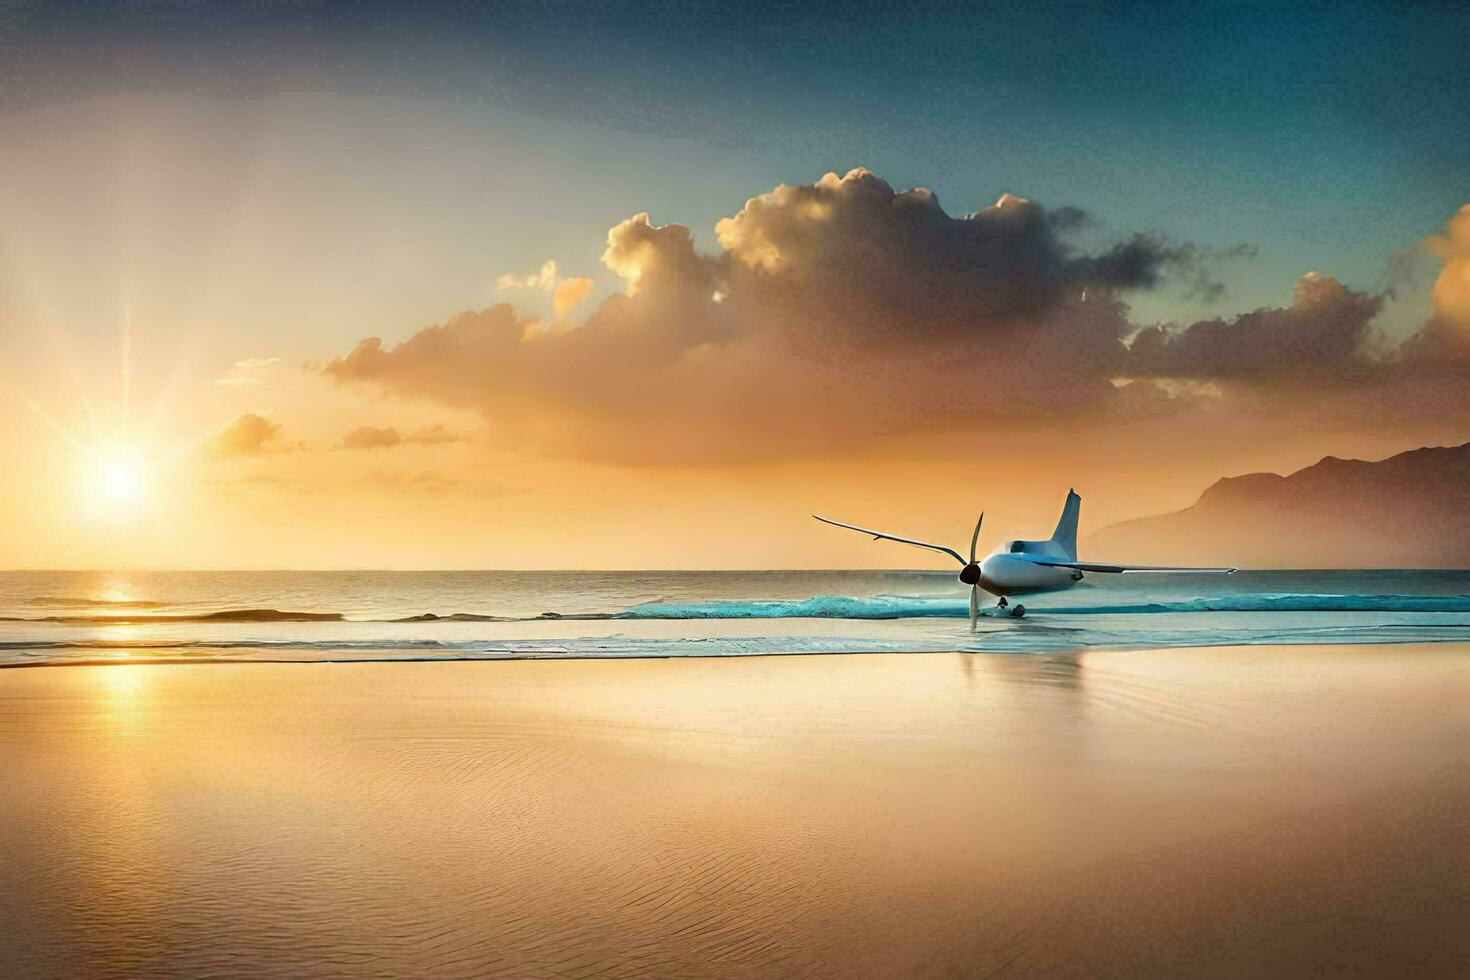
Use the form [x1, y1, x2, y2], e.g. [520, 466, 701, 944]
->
[93, 662, 154, 720]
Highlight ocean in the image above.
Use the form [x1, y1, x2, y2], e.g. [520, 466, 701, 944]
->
[1, 568, 1467, 666]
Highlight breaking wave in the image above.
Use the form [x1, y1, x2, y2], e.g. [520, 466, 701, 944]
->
[3, 609, 345, 624]
[6, 593, 1470, 625]
[615, 595, 959, 619]
[608, 593, 1470, 619]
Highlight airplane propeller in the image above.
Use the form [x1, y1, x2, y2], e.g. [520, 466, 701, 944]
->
[966, 513, 983, 629]
[950, 513, 986, 629]
[810, 510, 988, 631]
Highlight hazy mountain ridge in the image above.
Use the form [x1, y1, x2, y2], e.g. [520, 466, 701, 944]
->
[1088, 443, 1470, 568]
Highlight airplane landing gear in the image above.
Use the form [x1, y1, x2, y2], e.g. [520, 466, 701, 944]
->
[995, 596, 1026, 618]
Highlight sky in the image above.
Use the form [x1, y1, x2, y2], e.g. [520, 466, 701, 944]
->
[0, 0, 1466, 569]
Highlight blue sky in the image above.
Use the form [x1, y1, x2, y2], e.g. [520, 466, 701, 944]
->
[4, 1, 1463, 306]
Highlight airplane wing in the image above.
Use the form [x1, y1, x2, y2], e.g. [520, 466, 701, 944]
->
[1025, 558, 1238, 574]
[812, 515, 966, 566]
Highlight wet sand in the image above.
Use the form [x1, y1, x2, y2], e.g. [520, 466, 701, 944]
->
[2, 645, 1469, 977]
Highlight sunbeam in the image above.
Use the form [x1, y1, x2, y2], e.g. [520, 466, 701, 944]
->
[20, 394, 83, 450]
[121, 299, 131, 441]
[17, 297, 177, 523]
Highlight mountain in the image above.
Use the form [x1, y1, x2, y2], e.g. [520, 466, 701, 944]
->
[1088, 443, 1470, 568]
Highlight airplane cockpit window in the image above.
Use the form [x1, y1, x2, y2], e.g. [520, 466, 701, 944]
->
[1009, 541, 1026, 553]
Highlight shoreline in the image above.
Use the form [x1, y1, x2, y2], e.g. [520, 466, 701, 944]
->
[0, 634, 1466, 670]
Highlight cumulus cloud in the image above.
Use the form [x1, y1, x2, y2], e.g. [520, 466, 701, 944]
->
[553, 276, 595, 319]
[711, 171, 1194, 347]
[1426, 205, 1470, 334]
[1387, 206, 1470, 377]
[497, 259, 558, 291]
[207, 412, 280, 457]
[498, 259, 596, 321]
[1127, 272, 1386, 384]
[324, 172, 1470, 461]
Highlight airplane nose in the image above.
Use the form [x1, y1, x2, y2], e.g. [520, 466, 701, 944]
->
[975, 556, 1005, 597]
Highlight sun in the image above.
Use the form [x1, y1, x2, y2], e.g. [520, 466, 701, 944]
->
[93, 448, 148, 509]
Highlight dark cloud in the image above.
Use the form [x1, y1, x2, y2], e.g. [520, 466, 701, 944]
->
[326, 306, 529, 413]
[712, 170, 1194, 348]
[206, 413, 280, 457]
[1127, 273, 1386, 384]
[1177, 243, 1258, 302]
[1046, 206, 1094, 233]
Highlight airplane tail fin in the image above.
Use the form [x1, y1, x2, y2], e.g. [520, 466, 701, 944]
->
[1050, 489, 1081, 560]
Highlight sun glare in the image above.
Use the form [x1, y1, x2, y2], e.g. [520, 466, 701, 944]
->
[94, 448, 147, 509]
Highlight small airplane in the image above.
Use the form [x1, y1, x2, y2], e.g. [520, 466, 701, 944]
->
[814, 489, 1237, 628]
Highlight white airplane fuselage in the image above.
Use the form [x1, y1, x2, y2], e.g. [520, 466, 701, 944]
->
[978, 549, 1083, 597]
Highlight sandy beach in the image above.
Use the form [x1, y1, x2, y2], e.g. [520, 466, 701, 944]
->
[3, 645, 1468, 977]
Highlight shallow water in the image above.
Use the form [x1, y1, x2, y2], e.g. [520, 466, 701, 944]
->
[1, 569, 1467, 665]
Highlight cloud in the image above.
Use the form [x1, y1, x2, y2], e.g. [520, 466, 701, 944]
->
[207, 413, 280, 457]
[1127, 272, 1386, 384]
[497, 259, 558, 291]
[1425, 204, 1470, 334]
[1176, 243, 1258, 302]
[404, 424, 465, 445]
[553, 276, 595, 319]
[340, 423, 466, 450]
[711, 171, 1194, 346]
[324, 172, 1470, 462]
[325, 170, 1190, 458]
[498, 260, 597, 321]
[213, 355, 281, 387]
[342, 425, 402, 450]
[1389, 206, 1470, 376]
